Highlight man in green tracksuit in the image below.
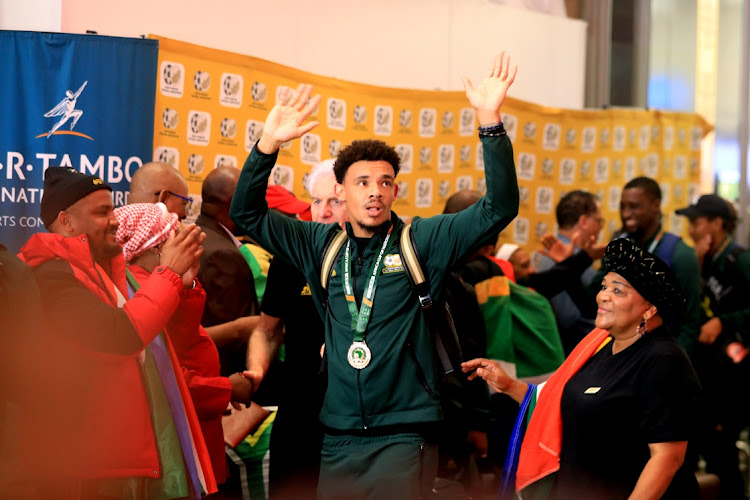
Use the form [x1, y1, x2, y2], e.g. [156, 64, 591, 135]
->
[230, 52, 519, 499]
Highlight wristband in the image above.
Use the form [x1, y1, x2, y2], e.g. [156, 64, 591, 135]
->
[478, 122, 506, 137]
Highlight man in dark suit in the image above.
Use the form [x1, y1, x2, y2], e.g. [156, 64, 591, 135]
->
[197, 166, 260, 376]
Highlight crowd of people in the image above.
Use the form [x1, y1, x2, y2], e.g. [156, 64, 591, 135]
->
[1, 51, 749, 500]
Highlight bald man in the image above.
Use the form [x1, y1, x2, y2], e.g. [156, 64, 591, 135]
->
[129, 162, 192, 220]
[197, 166, 260, 376]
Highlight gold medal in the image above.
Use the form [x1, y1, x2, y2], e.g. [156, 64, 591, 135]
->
[347, 341, 371, 369]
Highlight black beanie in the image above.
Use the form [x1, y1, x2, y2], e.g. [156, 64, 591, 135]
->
[41, 167, 112, 229]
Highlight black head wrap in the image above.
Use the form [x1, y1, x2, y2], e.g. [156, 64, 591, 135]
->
[602, 238, 684, 315]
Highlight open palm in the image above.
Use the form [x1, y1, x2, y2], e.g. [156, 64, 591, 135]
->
[462, 51, 517, 118]
[263, 84, 321, 145]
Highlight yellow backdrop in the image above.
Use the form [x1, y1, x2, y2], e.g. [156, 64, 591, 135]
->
[151, 35, 710, 252]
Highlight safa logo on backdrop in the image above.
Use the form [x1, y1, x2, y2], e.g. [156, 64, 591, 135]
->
[154, 146, 179, 169]
[161, 62, 184, 97]
[187, 110, 211, 146]
[220, 73, 243, 108]
[37, 81, 93, 140]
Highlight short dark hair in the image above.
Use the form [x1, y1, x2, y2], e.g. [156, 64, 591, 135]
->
[556, 190, 598, 229]
[624, 176, 661, 201]
[333, 139, 401, 183]
[705, 201, 739, 235]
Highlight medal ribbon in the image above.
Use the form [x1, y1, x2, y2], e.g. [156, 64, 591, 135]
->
[342, 227, 393, 343]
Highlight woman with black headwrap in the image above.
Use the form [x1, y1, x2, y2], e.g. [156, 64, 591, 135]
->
[463, 238, 702, 499]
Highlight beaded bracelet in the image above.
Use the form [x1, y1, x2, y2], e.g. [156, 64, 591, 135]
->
[478, 122, 507, 137]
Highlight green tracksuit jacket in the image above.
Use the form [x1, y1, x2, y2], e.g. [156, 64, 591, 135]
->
[230, 134, 519, 431]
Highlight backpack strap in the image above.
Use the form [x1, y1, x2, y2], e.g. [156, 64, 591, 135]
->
[400, 224, 433, 310]
[320, 229, 348, 291]
[400, 224, 462, 374]
[654, 232, 680, 268]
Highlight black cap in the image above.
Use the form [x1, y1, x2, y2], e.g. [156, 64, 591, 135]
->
[41, 167, 112, 229]
[603, 238, 684, 316]
[675, 194, 731, 220]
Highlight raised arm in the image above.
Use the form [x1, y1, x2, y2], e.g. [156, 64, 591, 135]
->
[414, 52, 520, 275]
[230, 85, 333, 270]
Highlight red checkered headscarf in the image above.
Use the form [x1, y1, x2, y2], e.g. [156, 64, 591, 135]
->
[114, 203, 180, 263]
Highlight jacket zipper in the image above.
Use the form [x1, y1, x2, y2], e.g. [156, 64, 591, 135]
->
[407, 342, 432, 395]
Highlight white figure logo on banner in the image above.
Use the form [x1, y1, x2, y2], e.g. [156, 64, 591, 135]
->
[44, 81, 88, 138]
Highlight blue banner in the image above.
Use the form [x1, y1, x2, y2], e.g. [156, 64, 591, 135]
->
[0, 31, 158, 252]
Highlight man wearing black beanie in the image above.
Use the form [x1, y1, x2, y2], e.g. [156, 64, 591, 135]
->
[14, 167, 211, 494]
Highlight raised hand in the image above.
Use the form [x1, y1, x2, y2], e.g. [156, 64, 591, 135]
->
[462, 51, 518, 126]
[257, 83, 321, 154]
[539, 233, 575, 263]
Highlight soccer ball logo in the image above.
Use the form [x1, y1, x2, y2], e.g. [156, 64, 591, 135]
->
[566, 128, 577, 145]
[542, 158, 554, 176]
[524, 122, 537, 139]
[397, 181, 409, 199]
[302, 134, 319, 154]
[162, 108, 178, 129]
[461, 109, 473, 128]
[417, 180, 431, 200]
[353, 105, 367, 124]
[329, 100, 344, 120]
[419, 147, 432, 164]
[193, 71, 210, 91]
[220, 118, 237, 138]
[536, 222, 549, 239]
[190, 113, 204, 134]
[251, 81, 267, 102]
[399, 110, 412, 128]
[439, 146, 452, 164]
[216, 156, 235, 168]
[519, 186, 529, 203]
[223, 75, 240, 97]
[376, 107, 390, 126]
[600, 128, 610, 145]
[247, 122, 264, 143]
[396, 145, 411, 164]
[420, 110, 434, 129]
[460, 145, 471, 162]
[157, 149, 176, 168]
[187, 154, 205, 175]
[596, 159, 608, 177]
[163, 64, 175, 85]
[519, 155, 533, 177]
[329, 139, 342, 158]
[457, 177, 470, 191]
[436, 181, 448, 198]
[442, 111, 454, 129]
[580, 161, 591, 177]
[545, 125, 558, 143]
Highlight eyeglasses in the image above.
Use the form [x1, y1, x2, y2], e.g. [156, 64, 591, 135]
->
[155, 190, 193, 206]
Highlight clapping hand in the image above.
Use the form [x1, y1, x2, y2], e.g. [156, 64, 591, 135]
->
[257, 83, 321, 154]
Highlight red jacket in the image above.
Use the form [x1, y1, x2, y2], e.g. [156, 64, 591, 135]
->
[129, 264, 231, 483]
[19, 233, 189, 480]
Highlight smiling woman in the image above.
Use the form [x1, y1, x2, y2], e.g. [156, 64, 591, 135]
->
[463, 238, 702, 500]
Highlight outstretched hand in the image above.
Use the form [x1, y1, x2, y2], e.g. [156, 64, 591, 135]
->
[461, 358, 528, 404]
[539, 233, 576, 263]
[257, 83, 321, 154]
[462, 51, 518, 126]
